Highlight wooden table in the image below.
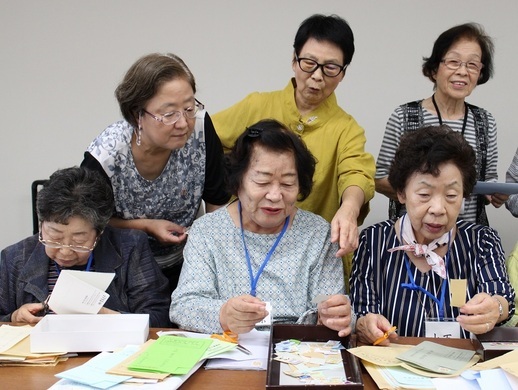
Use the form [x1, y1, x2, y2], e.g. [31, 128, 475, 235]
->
[1, 325, 476, 390]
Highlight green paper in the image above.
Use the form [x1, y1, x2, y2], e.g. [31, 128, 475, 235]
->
[128, 335, 213, 375]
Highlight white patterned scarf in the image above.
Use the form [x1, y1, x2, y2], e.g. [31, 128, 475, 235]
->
[388, 214, 452, 279]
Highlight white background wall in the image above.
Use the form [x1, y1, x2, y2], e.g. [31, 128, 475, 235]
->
[1, 1, 517, 254]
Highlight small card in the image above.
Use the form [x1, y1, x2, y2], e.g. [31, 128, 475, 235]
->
[425, 318, 461, 338]
[450, 279, 467, 307]
[256, 302, 272, 326]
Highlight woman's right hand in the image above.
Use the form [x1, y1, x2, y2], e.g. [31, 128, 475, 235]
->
[356, 313, 397, 345]
[219, 295, 268, 334]
[11, 303, 45, 324]
[146, 219, 189, 244]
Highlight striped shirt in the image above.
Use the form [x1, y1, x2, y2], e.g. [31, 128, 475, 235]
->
[506, 147, 518, 217]
[376, 103, 499, 223]
[350, 219, 514, 338]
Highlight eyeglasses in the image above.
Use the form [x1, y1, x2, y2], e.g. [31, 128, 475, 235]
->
[441, 58, 484, 74]
[295, 55, 347, 78]
[39, 230, 100, 253]
[142, 100, 204, 126]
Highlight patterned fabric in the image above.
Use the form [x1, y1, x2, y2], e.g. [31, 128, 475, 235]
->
[169, 206, 345, 334]
[506, 147, 518, 217]
[376, 100, 499, 224]
[212, 78, 375, 225]
[350, 219, 515, 338]
[0, 226, 172, 327]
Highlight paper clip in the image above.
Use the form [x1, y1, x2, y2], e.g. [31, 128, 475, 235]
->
[211, 331, 252, 355]
[373, 325, 397, 346]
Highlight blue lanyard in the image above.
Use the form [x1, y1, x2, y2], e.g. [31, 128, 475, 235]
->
[398, 218, 451, 320]
[238, 201, 289, 297]
[54, 252, 94, 274]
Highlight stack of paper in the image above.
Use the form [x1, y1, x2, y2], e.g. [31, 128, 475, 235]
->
[0, 325, 67, 367]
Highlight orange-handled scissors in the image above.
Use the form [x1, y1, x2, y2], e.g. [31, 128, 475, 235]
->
[373, 326, 397, 346]
[211, 331, 252, 355]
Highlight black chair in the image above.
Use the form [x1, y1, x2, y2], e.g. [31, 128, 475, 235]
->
[31, 180, 48, 235]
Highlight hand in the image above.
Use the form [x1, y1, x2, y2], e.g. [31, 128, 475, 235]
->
[457, 293, 503, 334]
[219, 295, 268, 334]
[147, 219, 189, 245]
[356, 313, 397, 345]
[317, 294, 353, 337]
[98, 307, 120, 315]
[10, 303, 46, 324]
[487, 193, 509, 208]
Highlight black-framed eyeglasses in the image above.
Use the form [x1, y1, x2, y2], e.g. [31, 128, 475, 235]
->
[441, 58, 484, 74]
[295, 55, 347, 78]
[142, 100, 204, 126]
[39, 227, 101, 253]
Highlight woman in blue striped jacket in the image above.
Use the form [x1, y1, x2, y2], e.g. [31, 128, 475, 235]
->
[351, 125, 514, 343]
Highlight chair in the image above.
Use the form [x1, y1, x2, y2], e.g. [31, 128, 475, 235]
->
[31, 180, 48, 235]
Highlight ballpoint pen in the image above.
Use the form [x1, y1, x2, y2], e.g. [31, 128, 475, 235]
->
[373, 325, 397, 346]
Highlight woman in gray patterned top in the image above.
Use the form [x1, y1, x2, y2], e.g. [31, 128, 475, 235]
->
[81, 53, 230, 292]
[505, 147, 518, 217]
[170, 119, 353, 336]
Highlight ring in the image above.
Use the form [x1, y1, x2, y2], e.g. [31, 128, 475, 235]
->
[485, 322, 490, 332]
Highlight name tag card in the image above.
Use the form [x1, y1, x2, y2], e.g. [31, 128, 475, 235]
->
[425, 318, 461, 338]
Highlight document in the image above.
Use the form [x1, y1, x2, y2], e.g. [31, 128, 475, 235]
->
[48, 270, 115, 314]
[127, 335, 212, 375]
[0, 324, 31, 353]
[396, 341, 476, 375]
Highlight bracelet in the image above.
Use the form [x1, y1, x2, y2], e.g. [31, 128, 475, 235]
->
[493, 296, 503, 319]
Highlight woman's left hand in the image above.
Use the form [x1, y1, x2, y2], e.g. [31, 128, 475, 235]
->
[456, 292, 503, 334]
[317, 294, 353, 337]
[487, 193, 509, 208]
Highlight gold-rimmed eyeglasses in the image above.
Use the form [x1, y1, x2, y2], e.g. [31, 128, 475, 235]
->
[38, 230, 100, 253]
[142, 100, 204, 126]
[441, 58, 484, 74]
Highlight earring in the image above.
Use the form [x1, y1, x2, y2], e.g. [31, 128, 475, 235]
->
[135, 126, 142, 146]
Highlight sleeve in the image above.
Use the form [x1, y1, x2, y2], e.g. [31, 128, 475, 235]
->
[506, 147, 518, 217]
[0, 249, 15, 322]
[202, 113, 232, 205]
[476, 227, 515, 324]
[80, 152, 111, 185]
[117, 232, 172, 328]
[505, 241, 518, 326]
[350, 227, 379, 318]
[169, 223, 227, 333]
[484, 112, 499, 182]
[306, 228, 345, 310]
[211, 93, 257, 152]
[375, 107, 405, 180]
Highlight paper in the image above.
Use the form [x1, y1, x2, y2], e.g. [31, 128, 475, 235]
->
[0, 325, 31, 353]
[396, 341, 476, 374]
[127, 335, 212, 375]
[48, 270, 115, 314]
[473, 181, 518, 195]
[450, 279, 468, 307]
[205, 329, 270, 370]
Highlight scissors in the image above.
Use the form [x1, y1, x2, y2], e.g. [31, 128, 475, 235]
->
[211, 331, 252, 355]
[373, 326, 397, 346]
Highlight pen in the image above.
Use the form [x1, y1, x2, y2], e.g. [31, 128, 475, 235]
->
[235, 343, 252, 355]
[373, 325, 397, 346]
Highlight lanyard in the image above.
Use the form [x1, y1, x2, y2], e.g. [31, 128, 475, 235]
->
[432, 93, 468, 136]
[399, 220, 451, 319]
[238, 201, 289, 297]
[54, 252, 94, 274]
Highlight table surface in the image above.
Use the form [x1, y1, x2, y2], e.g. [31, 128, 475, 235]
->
[1, 326, 476, 390]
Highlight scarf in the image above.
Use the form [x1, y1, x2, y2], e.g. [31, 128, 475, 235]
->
[388, 214, 452, 279]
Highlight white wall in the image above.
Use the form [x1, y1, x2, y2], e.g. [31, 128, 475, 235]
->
[1, 0, 517, 254]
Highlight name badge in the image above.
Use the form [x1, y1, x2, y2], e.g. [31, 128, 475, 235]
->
[425, 317, 461, 338]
